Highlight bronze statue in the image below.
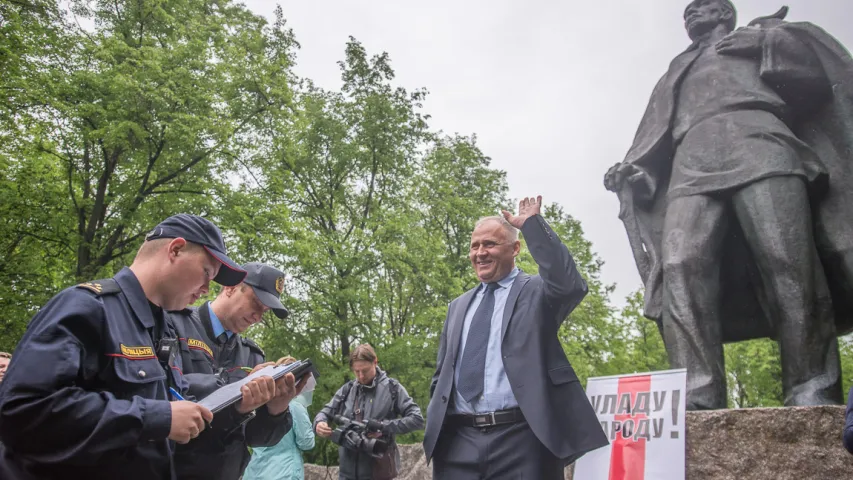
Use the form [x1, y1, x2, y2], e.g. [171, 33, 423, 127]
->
[604, 1, 853, 410]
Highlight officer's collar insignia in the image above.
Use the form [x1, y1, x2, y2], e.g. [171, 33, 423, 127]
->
[115, 344, 156, 359]
[187, 338, 213, 358]
[77, 282, 103, 293]
[275, 276, 285, 294]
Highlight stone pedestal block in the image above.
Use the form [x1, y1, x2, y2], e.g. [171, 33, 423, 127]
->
[684, 405, 850, 479]
[304, 406, 852, 480]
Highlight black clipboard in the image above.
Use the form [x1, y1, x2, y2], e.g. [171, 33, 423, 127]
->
[198, 358, 319, 414]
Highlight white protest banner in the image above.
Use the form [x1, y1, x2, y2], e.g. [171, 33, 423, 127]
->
[574, 368, 686, 480]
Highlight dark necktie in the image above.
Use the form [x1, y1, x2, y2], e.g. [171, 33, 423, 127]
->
[457, 282, 499, 403]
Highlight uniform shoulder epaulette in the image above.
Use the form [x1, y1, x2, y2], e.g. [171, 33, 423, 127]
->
[241, 337, 265, 357]
[76, 278, 121, 296]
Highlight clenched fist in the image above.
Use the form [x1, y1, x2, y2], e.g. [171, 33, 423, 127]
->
[169, 401, 213, 444]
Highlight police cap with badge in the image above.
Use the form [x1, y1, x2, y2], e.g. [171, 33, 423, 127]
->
[241, 262, 289, 319]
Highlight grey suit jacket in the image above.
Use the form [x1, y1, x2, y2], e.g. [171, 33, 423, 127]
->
[423, 214, 609, 465]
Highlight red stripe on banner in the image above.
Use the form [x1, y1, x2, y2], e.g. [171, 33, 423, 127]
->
[608, 374, 652, 480]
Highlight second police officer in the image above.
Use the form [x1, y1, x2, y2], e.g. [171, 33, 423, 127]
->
[168, 262, 306, 480]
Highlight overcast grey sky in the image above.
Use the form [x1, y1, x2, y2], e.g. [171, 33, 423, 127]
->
[242, 0, 853, 306]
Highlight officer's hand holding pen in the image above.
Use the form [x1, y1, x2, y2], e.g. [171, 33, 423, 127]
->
[169, 400, 213, 444]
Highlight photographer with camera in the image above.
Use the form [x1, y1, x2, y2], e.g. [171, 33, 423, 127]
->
[314, 344, 423, 480]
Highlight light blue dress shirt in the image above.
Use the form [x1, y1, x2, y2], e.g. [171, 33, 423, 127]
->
[207, 304, 233, 340]
[452, 267, 519, 414]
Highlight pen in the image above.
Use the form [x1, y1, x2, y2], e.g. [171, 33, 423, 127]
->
[169, 387, 185, 401]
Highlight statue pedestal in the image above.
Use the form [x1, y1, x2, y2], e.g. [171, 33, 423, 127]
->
[682, 405, 850, 479]
[304, 406, 852, 480]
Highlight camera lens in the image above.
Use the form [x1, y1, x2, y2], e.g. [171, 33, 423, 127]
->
[363, 438, 387, 457]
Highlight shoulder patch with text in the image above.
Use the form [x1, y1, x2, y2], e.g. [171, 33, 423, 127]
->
[187, 338, 213, 358]
[115, 344, 156, 360]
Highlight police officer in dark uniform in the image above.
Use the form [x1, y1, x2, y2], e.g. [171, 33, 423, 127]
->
[169, 262, 306, 480]
[0, 214, 247, 480]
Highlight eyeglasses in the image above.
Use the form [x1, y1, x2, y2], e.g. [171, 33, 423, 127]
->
[469, 241, 511, 252]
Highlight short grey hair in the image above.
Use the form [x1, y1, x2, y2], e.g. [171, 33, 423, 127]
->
[474, 215, 519, 242]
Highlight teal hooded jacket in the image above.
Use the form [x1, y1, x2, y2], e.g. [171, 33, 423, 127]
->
[243, 393, 315, 480]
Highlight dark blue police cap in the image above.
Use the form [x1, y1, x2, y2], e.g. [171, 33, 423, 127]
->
[145, 214, 246, 287]
[242, 262, 289, 319]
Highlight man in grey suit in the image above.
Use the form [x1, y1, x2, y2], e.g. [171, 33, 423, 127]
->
[423, 196, 608, 479]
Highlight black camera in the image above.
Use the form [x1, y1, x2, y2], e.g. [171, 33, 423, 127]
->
[330, 415, 387, 458]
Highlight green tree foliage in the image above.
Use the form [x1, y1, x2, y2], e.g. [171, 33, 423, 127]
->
[3, 0, 298, 277]
[840, 335, 853, 403]
[0, 0, 62, 116]
[724, 335, 853, 407]
[603, 291, 670, 378]
[0, 0, 68, 343]
[725, 339, 784, 408]
[0, 0, 298, 349]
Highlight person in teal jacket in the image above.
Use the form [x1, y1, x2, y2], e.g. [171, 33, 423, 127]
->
[244, 357, 316, 480]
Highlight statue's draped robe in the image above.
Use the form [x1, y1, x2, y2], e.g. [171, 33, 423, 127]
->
[619, 22, 853, 341]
